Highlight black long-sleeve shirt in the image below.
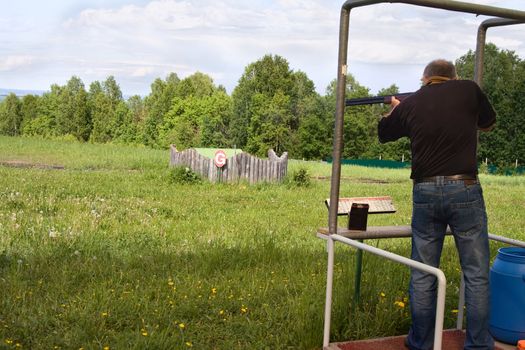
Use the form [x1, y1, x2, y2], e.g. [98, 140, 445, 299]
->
[378, 80, 496, 179]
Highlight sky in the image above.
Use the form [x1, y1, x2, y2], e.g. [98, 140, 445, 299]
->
[1, 0, 524, 97]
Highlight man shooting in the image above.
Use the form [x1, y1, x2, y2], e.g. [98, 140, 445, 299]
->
[378, 59, 496, 350]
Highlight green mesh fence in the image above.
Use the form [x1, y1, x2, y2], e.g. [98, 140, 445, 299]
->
[326, 158, 411, 169]
[326, 158, 524, 175]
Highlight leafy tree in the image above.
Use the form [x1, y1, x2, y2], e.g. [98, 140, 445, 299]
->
[57, 76, 91, 141]
[231, 54, 295, 149]
[23, 85, 61, 137]
[102, 76, 123, 108]
[90, 92, 114, 143]
[324, 76, 380, 159]
[456, 43, 525, 166]
[0, 93, 22, 136]
[245, 91, 293, 156]
[124, 95, 147, 144]
[175, 72, 215, 98]
[159, 89, 232, 149]
[20, 94, 40, 133]
[295, 94, 332, 160]
[89, 76, 126, 143]
[200, 90, 233, 148]
[231, 54, 322, 157]
[143, 73, 180, 147]
[112, 101, 136, 144]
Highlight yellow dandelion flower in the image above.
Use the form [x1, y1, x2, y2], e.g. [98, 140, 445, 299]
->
[185, 342, 193, 347]
[451, 309, 459, 314]
[241, 305, 248, 314]
[101, 312, 108, 317]
[380, 292, 386, 297]
[219, 310, 225, 315]
[5, 339, 13, 345]
[103, 347, 110, 350]
[16, 344, 22, 348]
[211, 288, 217, 294]
[394, 301, 405, 308]
[168, 281, 174, 286]
[178, 323, 185, 329]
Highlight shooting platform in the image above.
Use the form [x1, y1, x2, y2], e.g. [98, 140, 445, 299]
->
[318, 1, 525, 349]
[326, 330, 515, 350]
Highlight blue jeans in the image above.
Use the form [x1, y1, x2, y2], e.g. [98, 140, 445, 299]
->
[406, 178, 493, 350]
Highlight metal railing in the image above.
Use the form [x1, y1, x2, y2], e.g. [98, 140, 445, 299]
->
[318, 230, 525, 350]
[320, 233, 447, 349]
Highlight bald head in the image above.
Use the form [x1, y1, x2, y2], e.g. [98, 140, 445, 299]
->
[423, 59, 457, 80]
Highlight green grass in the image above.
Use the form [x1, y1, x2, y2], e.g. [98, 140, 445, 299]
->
[0, 136, 524, 349]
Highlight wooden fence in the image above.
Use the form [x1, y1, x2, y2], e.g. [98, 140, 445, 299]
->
[169, 146, 288, 184]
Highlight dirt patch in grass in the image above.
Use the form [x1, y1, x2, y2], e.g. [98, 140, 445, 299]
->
[314, 176, 395, 184]
[0, 160, 65, 170]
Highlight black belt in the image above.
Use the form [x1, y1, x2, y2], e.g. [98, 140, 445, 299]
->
[413, 173, 478, 185]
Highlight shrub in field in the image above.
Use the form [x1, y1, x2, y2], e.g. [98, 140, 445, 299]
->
[290, 167, 311, 187]
[169, 166, 202, 184]
[478, 162, 489, 175]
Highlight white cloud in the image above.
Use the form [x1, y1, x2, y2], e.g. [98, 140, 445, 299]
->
[0, 56, 35, 71]
[1, 0, 524, 94]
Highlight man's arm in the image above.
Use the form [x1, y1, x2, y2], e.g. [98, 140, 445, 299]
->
[477, 85, 496, 132]
[378, 97, 406, 143]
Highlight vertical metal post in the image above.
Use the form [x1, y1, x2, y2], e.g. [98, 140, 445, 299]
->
[323, 237, 336, 349]
[353, 242, 363, 306]
[474, 24, 487, 86]
[328, 7, 350, 235]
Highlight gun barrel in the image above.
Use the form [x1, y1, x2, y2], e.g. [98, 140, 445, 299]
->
[345, 92, 413, 107]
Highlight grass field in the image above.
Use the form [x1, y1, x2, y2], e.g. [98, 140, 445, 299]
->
[0, 135, 524, 349]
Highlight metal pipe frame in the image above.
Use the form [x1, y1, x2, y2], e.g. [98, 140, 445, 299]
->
[474, 18, 525, 86]
[324, 2, 525, 346]
[320, 231, 525, 348]
[322, 234, 447, 349]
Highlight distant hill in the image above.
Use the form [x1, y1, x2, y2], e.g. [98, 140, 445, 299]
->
[0, 88, 45, 100]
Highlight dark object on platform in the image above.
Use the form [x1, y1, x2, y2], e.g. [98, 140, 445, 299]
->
[345, 92, 413, 107]
[348, 203, 369, 231]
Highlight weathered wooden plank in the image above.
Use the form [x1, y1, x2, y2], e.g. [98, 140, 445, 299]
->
[249, 155, 255, 184]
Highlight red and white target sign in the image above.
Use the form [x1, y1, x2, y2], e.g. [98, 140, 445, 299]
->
[214, 149, 227, 168]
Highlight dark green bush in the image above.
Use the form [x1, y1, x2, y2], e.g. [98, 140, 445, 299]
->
[169, 166, 202, 184]
[290, 167, 311, 187]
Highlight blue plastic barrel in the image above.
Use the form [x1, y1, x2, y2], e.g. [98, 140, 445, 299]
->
[489, 247, 525, 344]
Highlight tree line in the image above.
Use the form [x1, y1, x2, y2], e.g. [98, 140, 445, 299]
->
[0, 44, 523, 166]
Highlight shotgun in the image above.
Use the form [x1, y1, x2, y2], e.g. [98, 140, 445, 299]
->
[345, 92, 413, 107]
